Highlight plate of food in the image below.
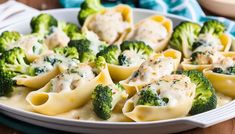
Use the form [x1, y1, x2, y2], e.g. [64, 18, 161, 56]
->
[0, 0, 235, 134]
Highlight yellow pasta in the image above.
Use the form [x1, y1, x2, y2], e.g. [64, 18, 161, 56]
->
[124, 15, 173, 52]
[26, 64, 113, 115]
[82, 4, 133, 45]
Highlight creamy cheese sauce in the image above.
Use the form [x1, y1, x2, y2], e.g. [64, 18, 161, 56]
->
[51, 64, 95, 93]
[0, 87, 33, 111]
[216, 92, 232, 107]
[139, 75, 196, 107]
[31, 53, 79, 75]
[120, 50, 146, 67]
[45, 28, 70, 49]
[130, 19, 167, 48]
[0, 90, 131, 122]
[194, 34, 223, 52]
[88, 10, 130, 44]
[85, 31, 106, 54]
[10, 35, 45, 55]
[56, 101, 132, 122]
[128, 56, 174, 85]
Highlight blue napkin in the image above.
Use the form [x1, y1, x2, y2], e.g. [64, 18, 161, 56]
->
[60, 0, 235, 37]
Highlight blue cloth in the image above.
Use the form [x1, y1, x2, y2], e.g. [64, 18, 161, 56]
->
[60, 0, 235, 37]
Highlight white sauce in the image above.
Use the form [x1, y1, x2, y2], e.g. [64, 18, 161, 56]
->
[85, 31, 106, 54]
[216, 92, 232, 107]
[0, 87, 33, 111]
[45, 28, 70, 49]
[51, 64, 95, 93]
[10, 35, 45, 55]
[128, 56, 175, 85]
[140, 75, 196, 107]
[194, 34, 223, 52]
[88, 10, 130, 44]
[120, 50, 146, 67]
[31, 53, 79, 75]
[130, 19, 167, 48]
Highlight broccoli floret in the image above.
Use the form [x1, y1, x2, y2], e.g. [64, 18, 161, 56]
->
[178, 70, 217, 115]
[226, 67, 235, 74]
[30, 13, 58, 35]
[200, 20, 225, 36]
[43, 56, 62, 66]
[0, 70, 16, 96]
[137, 88, 168, 106]
[96, 45, 120, 65]
[68, 39, 96, 62]
[58, 21, 80, 39]
[120, 41, 153, 56]
[118, 41, 153, 66]
[53, 46, 79, 59]
[0, 47, 31, 76]
[0, 31, 21, 53]
[29, 66, 49, 76]
[190, 51, 205, 64]
[92, 84, 126, 120]
[78, 0, 104, 26]
[169, 21, 201, 51]
[95, 56, 106, 73]
[92, 84, 113, 120]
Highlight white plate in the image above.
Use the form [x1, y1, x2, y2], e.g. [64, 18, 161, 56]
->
[1, 8, 235, 134]
[199, 0, 235, 18]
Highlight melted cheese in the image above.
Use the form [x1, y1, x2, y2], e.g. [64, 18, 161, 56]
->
[122, 74, 196, 121]
[194, 34, 223, 52]
[120, 50, 146, 67]
[130, 19, 167, 48]
[51, 64, 95, 93]
[216, 92, 232, 107]
[56, 101, 132, 122]
[45, 28, 70, 49]
[10, 35, 45, 55]
[128, 56, 174, 85]
[0, 87, 33, 111]
[88, 10, 130, 44]
[85, 31, 106, 54]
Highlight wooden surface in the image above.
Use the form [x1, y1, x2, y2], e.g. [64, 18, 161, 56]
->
[0, 0, 234, 134]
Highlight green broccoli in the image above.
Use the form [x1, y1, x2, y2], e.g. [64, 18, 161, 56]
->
[118, 41, 153, 66]
[0, 47, 31, 76]
[178, 70, 217, 115]
[53, 46, 79, 59]
[92, 84, 126, 120]
[68, 36, 107, 63]
[169, 21, 201, 52]
[96, 45, 120, 65]
[200, 20, 225, 36]
[192, 20, 226, 50]
[68, 39, 95, 62]
[0, 70, 16, 96]
[137, 87, 168, 106]
[94, 56, 106, 74]
[0, 31, 21, 53]
[58, 21, 81, 39]
[30, 13, 58, 35]
[78, 0, 104, 26]
[190, 51, 205, 64]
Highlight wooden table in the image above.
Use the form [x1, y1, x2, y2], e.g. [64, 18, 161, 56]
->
[0, 0, 234, 134]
